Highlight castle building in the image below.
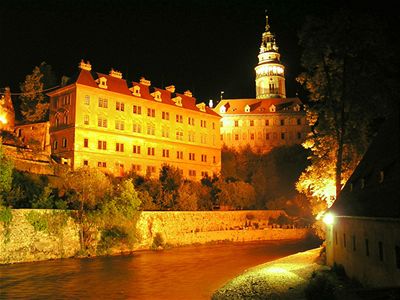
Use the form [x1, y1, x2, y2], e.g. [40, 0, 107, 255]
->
[214, 15, 308, 153]
[0, 87, 15, 132]
[48, 61, 221, 179]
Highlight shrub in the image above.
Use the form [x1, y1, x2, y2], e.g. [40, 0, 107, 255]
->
[152, 232, 165, 249]
[304, 273, 336, 300]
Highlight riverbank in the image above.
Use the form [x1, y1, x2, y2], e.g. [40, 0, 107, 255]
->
[0, 209, 312, 264]
[212, 247, 328, 299]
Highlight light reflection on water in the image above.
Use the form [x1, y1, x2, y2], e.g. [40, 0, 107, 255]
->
[0, 239, 319, 299]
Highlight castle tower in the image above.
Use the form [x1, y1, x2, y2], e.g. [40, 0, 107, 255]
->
[255, 15, 286, 99]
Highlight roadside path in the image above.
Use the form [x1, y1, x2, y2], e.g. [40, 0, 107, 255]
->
[212, 247, 327, 300]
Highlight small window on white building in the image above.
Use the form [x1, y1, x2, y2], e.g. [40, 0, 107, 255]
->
[97, 77, 108, 89]
[269, 105, 276, 112]
[131, 85, 141, 97]
[220, 105, 226, 113]
[244, 104, 250, 112]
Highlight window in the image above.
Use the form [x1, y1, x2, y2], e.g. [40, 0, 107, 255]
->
[201, 171, 209, 178]
[297, 118, 301, 125]
[131, 164, 142, 172]
[234, 120, 239, 127]
[84, 115, 89, 125]
[235, 134, 239, 140]
[176, 114, 183, 123]
[146, 166, 156, 175]
[200, 120, 207, 128]
[297, 132, 302, 139]
[83, 160, 89, 166]
[162, 149, 170, 158]
[188, 132, 195, 142]
[133, 145, 141, 154]
[280, 119, 285, 126]
[62, 94, 71, 105]
[116, 101, 125, 111]
[281, 133, 285, 140]
[201, 154, 207, 162]
[220, 121, 223, 128]
[133, 123, 142, 133]
[133, 105, 142, 114]
[379, 241, 384, 261]
[189, 170, 196, 177]
[365, 239, 369, 256]
[188, 117, 195, 125]
[98, 97, 108, 108]
[162, 127, 170, 138]
[176, 151, 183, 159]
[265, 119, 270, 126]
[250, 133, 255, 140]
[84, 138, 89, 148]
[147, 123, 155, 135]
[147, 147, 155, 156]
[176, 130, 183, 140]
[116, 143, 124, 152]
[53, 140, 58, 150]
[147, 108, 155, 117]
[212, 122, 215, 129]
[115, 120, 125, 130]
[98, 162, 107, 168]
[250, 120, 254, 126]
[189, 153, 195, 161]
[98, 140, 107, 150]
[98, 117, 107, 128]
[162, 111, 170, 120]
[266, 133, 270, 140]
[62, 138, 67, 148]
[63, 114, 69, 124]
[200, 133, 207, 144]
[84, 95, 90, 105]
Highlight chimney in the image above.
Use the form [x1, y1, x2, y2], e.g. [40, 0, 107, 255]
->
[165, 85, 175, 93]
[78, 59, 92, 71]
[184, 90, 193, 97]
[140, 77, 151, 86]
[109, 68, 123, 79]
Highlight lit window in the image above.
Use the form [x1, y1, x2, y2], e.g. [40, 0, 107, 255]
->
[116, 143, 124, 152]
[147, 123, 155, 135]
[176, 130, 183, 140]
[84, 95, 90, 105]
[133, 123, 142, 133]
[115, 120, 125, 131]
[84, 115, 89, 125]
[98, 117, 107, 128]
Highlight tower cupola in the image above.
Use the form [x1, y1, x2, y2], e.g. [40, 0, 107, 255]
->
[255, 15, 286, 99]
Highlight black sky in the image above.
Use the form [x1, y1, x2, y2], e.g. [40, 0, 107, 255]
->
[0, 0, 396, 103]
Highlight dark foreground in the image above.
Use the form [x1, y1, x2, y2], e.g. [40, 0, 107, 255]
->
[0, 239, 320, 300]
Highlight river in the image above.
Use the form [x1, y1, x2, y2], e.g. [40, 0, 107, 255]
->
[0, 239, 320, 299]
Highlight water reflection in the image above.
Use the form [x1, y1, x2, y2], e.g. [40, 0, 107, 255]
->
[0, 239, 320, 299]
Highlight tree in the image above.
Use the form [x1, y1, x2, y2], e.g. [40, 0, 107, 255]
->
[176, 181, 199, 211]
[19, 62, 57, 122]
[159, 164, 182, 209]
[296, 10, 398, 212]
[64, 167, 111, 250]
[216, 179, 255, 210]
[0, 139, 13, 204]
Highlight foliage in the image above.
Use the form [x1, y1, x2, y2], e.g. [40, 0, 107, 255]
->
[152, 232, 165, 249]
[26, 211, 48, 232]
[296, 10, 398, 212]
[176, 181, 199, 211]
[216, 179, 256, 210]
[19, 62, 57, 122]
[32, 185, 55, 208]
[63, 167, 111, 251]
[25, 210, 70, 236]
[0, 139, 13, 203]
[304, 272, 336, 300]
[0, 206, 13, 243]
[159, 164, 183, 210]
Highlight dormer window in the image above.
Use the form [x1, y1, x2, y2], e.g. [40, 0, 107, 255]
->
[172, 96, 182, 107]
[97, 77, 108, 89]
[131, 85, 141, 97]
[270, 105, 276, 112]
[220, 105, 226, 113]
[151, 91, 162, 102]
[196, 103, 206, 112]
[293, 104, 300, 112]
[244, 105, 251, 113]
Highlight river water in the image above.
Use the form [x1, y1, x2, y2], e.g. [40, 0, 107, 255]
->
[0, 239, 320, 300]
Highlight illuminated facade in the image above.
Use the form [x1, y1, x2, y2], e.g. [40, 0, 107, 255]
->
[48, 61, 221, 179]
[214, 15, 308, 153]
[0, 87, 15, 131]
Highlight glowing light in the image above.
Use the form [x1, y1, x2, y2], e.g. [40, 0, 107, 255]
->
[0, 114, 8, 124]
[322, 212, 335, 225]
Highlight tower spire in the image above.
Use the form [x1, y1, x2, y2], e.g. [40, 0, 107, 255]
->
[254, 14, 286, 99]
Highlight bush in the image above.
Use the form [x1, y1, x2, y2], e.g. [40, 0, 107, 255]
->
[152, 232, 165, 249]
[304, 273, 336, 300]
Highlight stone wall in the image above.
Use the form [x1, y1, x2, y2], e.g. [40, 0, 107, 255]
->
[0, 209, 311, 264]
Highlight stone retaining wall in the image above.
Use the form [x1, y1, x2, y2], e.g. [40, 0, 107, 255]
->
[0, 209, 311, 264]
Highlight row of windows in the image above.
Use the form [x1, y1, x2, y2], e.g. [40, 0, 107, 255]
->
[80, 139, 217, 163]
[226, 118, 303, 128]
[223, 132, 303, 141]
[82, 160, 211, 178]
[334, 230, 400, 269]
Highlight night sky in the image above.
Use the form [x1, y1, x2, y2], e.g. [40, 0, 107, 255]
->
[0, 0, 395, 104]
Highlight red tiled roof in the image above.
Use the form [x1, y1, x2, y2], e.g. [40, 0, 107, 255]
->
[214, 98, 303, 115]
